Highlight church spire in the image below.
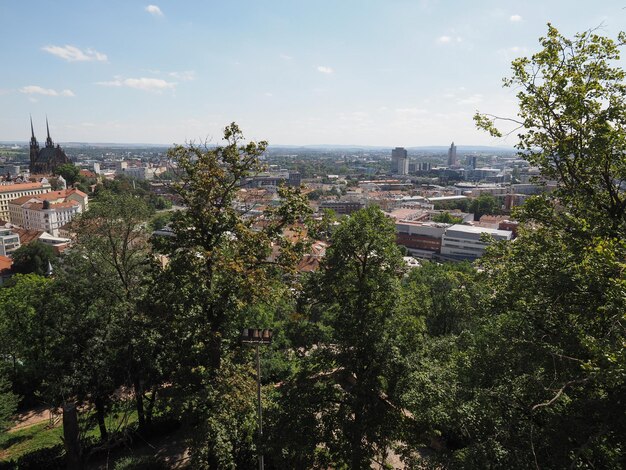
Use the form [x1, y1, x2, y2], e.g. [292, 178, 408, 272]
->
[29, 115, 38, 148]
[45, 115, 53, 148]
[29, 115, 40, 171]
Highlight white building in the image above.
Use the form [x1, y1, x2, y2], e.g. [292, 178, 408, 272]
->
[0, 228, 20, 256]
[0, 181, 51, 221]
[123, 166, 156, 181]
[440, 224, 512, 260]
[8, 189, 88, 237]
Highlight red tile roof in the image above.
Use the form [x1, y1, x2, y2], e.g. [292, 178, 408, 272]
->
[0, 255, 12, 273]
[0, 182, 45, 192]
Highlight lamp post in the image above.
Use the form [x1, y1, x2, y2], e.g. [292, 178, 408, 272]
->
[241, 328, 273, 470]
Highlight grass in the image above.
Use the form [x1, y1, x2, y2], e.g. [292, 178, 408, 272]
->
[0, 404, 139, 462]
[0, 422, 63, 461]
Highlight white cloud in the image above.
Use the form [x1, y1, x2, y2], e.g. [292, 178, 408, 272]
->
[437, 35, 462, 44]
[498, 46, 529, 61]
[168, 70, 196, 81]
[96, 77, 176, 93]
[145, 5, 163, 16]
[395, 107, 428, 115]
[19, 85, 75, 97]
[280, 54, 293, 60]
[42, 44, 107, 62]
[317, 65, 334, 74]
[264, 92, 273, 97]
[458, 93, 483, 105]
[510, 14, 523, 22]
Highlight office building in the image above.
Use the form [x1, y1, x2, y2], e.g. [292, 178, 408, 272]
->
[447, 142, 458, 167]
[440, 224, 512, 260]
[391, 147, 409, 175]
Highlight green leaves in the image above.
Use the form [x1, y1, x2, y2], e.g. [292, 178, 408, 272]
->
[478, 25, 626, 236]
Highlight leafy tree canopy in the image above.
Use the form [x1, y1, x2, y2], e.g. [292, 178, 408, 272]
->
[11, 241, 56, 276]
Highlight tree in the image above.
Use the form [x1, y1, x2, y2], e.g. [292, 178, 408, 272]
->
[151, 123, 312, 466]
[421, 25, 626, 468]
[267, 207, 408, 469]
[11, 241, 56, 276]
[0, 372, 18, 434]
[432, 211, 463, 224]
[0, 273, 52, 400]
[468, 194, 501, 220]
[54, 163, 80, 186]
[62, 192, 154, 436]
[475, 25, 626, 235]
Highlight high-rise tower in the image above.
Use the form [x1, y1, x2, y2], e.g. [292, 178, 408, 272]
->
[447, 142, 457, 167]
[391, 147, 408, 175]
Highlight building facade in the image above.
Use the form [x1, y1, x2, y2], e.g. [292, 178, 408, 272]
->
[319, 200, 365, 215]
[391, 147, 409, 175]
[0, 228, 20, 257]
[0, 181, 51, 221]
[440, 224, 512, 260]
[447, 142, 458, 167]
[8, 189, 87, 237]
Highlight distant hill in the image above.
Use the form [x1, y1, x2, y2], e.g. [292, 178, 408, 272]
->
[268, 144, 517, 153]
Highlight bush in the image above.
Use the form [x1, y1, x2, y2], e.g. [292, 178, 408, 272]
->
[11, 444, 64, 469]
[113, 455, 168, 470]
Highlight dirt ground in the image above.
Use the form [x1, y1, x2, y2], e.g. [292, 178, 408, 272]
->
[9, 407, 60, 432]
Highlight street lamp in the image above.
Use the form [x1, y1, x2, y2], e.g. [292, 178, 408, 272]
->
[241, 328, 273, 470]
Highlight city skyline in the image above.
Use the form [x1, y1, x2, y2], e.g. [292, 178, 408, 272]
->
[1, 1, 625, 146]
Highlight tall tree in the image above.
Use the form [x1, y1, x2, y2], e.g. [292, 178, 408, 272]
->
[267, 207, 408, 469]
[0, 371, 18, 434]
[475, 25, 626, 235]
[151, 123, 311, 466]
[411, 25, 626, 468]
[0, 273, 52, 399]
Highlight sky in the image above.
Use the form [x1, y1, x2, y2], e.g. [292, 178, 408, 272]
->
[1, 0, 625, 147]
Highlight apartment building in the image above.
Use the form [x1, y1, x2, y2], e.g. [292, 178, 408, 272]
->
[8, 189, 87, 237]
[0, 181, 51, 221]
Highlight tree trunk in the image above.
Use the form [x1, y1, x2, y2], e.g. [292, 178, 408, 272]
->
[133, 374, 146, 432]
[63, 402, 82, 470]
[207, 328, 222, 374]
[351, 409, 365, 470]
[145, 386, 158, 427]
[93, 397, 108, 441]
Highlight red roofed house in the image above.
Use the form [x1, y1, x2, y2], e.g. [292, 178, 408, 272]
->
[8, 188, 88, 237]
[0, 181, 51, 221]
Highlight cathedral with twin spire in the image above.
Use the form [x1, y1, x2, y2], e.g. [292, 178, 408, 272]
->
[29, 116, 72, 174]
